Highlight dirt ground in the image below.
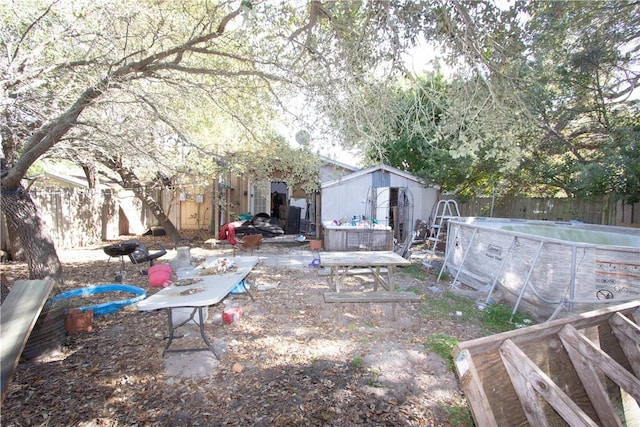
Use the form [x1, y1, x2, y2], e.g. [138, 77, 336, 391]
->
[0, 234, 487, 426]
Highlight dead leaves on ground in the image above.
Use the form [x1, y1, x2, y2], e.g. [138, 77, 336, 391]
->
[1, 239, 476, 426]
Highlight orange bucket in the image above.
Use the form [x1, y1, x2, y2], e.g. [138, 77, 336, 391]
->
[309, 239, 322, 251]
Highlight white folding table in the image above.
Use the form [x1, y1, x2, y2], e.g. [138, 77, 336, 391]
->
[137, 256, 259, 357]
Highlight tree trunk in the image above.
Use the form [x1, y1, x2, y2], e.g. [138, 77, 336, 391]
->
[0, 188, 63, 286]
[98, 156, 182, 242]
[134, 186, 181, 242]
[4, 211, 25, 262]
[81, 163, 99, 189]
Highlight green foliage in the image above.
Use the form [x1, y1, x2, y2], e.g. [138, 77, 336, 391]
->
[439, 400, 475, 427]
[419, 291, 482, 323]
[424, 333, 458, 372]
[226, 135, 322, 193]
[494, 1, 640, 201]
[345, 1, 640, 201]
[419, 290, 533, 334]
[360, 73, 504, 195]
[481, 303, 529, 333]
[366, 368, 383, 388]
[350, 354, 364, 371]
[399, 263, 427, 281]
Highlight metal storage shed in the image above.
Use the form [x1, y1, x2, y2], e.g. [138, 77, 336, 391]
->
[320, 164, 439, 249]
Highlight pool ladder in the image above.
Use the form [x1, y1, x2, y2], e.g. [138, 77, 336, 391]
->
[423, 200, 460, 266]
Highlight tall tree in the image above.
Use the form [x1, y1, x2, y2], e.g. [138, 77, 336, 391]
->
[432, 0, 640, 200]
[1, 0, 429, 283]
[361, 73, 505, 197]
[513, 1, 640, 201]
[2, 1, 250, 282]
[329, 1, 640, 202]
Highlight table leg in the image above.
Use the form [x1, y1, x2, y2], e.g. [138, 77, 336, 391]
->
[372, 266, 394, 291]
[195, 308, 217, 358]
[162, 307, 219, 359]
[382, 267, 398, 317]
[240, 280, 255, 301]
[162, 308, 178, 356]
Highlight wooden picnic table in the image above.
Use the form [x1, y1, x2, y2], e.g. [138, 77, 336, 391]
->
[319, 251, 411, 293]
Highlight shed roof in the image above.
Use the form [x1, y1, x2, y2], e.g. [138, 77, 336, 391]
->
[321, 163, 429, 189]
[42, 171, 89, 188]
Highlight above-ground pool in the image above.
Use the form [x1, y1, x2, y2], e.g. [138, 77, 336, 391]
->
[440, 217, 640, 321]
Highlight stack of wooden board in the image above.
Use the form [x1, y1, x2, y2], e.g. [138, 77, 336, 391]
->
[453, 301, 640, 426]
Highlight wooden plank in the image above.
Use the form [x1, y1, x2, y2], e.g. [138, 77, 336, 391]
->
[453, 301, 640, 358]
[500, 341, 552, 426]
[500, 339, 600, 427]
[559, 326, 624, 427]
[609, 312, 640, 377]
[317, 267, 388, 277]
[1, 279, 54, 401]
[454, 349, 499, 427]
[452, 302, 640, 426]
[559, 324, 640, 402]
[323, 291, 421, 303]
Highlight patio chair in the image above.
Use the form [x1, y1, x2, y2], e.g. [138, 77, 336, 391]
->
[233, 234, 263, 256]
[125, 239, 167, 274]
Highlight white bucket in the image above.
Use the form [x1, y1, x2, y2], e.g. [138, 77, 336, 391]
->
[170, 246, 192, 270]
[171, 307, 208, 327]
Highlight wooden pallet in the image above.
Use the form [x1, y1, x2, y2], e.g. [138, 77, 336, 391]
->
[453, 301, 640, 426]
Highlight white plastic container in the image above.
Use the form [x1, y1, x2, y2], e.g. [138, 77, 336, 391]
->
[176, 266, 198, 280]
[171, 307, 208, 327]
[169, 246, 192, 270]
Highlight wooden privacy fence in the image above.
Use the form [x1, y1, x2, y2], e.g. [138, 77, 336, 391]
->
[33, 188, 109, 249]
[454, 195, 639, 226]
[2, 190, 638, 251]
[0, 188, 160, 251]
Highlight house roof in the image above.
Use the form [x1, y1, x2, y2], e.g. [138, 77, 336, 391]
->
[321, 163, 430, 189]
[42, 171, 89, 188]
[29, 170, 122, 190]
[317, 155, 360, 173]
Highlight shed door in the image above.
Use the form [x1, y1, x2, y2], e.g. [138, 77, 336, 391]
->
[375, 187, 390, 226]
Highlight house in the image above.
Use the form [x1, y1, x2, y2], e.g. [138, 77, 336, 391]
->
[318, 156, 360, 183]
[3, 156, 361, 251]
[320, 164, 440, 249]
[171, 155, 360, 237]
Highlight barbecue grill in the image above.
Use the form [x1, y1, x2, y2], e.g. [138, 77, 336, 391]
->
[103, 241, 138, 282]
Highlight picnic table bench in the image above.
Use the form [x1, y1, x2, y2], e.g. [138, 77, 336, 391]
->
[320, 251, 421, 316]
